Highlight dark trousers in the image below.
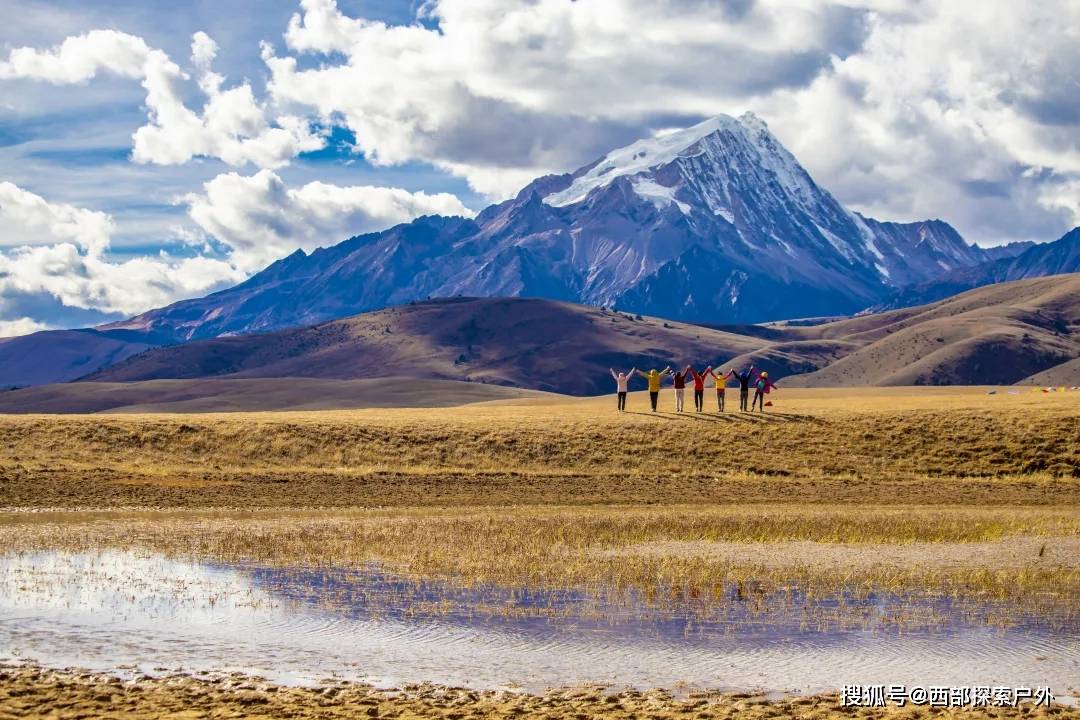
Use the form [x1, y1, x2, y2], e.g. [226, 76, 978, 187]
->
[740, 388, 749, 411]
[694, 389, 704, 411]
[717, 390, 725, 412]
[617, 391, 626, 411]
[752, 390, 765, 411]
[649, 391, 658, 411]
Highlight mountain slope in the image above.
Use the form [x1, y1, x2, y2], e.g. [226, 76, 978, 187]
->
[1021, 357, 1080, 386]
[780, 274, 1080, 386]
[85, 297, 772, 395]
[0, 329, 155, 387]
[4, 113, 1050, 389]
[875, 227, 1080, 310]
[78, 275, 1080, 396]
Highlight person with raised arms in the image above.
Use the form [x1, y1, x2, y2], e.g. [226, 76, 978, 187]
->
[609, 367, 636, 412]
[751, 369, 777, 412]
[705, 367, 729, 412]
[687, 365, 711, 413]
[671, 366, 690, 412]
[730, 365, 756, 412]
[634, 367, 672, 413]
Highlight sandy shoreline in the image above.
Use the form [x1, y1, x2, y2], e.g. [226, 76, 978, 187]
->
[1, 664, 1075, 719]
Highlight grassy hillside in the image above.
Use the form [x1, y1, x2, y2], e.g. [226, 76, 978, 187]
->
[0, 329, 153, 387]
[776, 274, 1080, 386]
[84, 297, 768, 394]
[6, 275, 1076, 406]
[0, 377, 549, 414]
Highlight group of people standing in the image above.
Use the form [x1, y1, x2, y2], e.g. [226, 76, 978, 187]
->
[608, 365, 776, 413]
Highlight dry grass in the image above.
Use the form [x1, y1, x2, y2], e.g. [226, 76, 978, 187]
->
[0, 388, 1077, 624]
[0, 388, 1076, 509]
[2, 505, 1077, 624]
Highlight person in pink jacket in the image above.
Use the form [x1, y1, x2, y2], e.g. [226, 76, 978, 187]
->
[751, 369, 777, 412]
[609, 367, 636, 412]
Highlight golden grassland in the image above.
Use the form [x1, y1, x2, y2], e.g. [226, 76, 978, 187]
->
[6, 666, 1075, 720]
[0, 387, 1076, 508]
[1, 388, 1079, 717]
[0, 387, 1076, 609]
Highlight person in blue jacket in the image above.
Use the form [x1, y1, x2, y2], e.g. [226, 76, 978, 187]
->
[731, 365, 755, 412]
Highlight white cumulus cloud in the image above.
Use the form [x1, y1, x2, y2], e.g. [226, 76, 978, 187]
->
[264, 0, 869, 197]
[0, 180, 113, 252]
[1, 29, 324, 169]
[264, 0, 1080, 240]
[0, 183, 245, 323]
[0, 28, 150, 83]
[0, 317, 53, 338]
[185, 169, 475, 271]
[759, 0, 1080, 242]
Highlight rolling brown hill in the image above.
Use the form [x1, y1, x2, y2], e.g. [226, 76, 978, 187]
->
[1021, 357, 1080, 386]
[0, 329, 154, 388]
[83, 297, 771, 395]
[6, 275, 1074, 411]
[0, 377, 549, 414]
[775, 273, 1080, 386]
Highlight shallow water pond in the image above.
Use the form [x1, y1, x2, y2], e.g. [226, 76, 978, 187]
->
[0, 550, 1076, 698]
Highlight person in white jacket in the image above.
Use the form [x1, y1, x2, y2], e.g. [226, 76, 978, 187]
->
[609, 367, 636, 412]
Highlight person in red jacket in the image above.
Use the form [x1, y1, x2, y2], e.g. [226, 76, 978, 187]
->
[751, 369, 777, 412]
[686, 365, 711, 412]
[705, 367, 730, 412]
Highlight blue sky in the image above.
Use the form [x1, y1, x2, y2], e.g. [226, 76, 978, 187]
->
[1, 0, 1078, 335]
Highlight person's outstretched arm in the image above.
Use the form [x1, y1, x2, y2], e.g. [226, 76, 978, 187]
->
[610, 368, 618, 379]
[634, 369, 648, 379]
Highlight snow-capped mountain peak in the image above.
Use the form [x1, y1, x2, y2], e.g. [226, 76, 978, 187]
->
[100, 113, 998, 344]
[543, 113, 758, 208]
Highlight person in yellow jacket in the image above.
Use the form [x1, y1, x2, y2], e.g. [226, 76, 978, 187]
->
[634, 367, 672, 412]
[705, 367, 729, 412]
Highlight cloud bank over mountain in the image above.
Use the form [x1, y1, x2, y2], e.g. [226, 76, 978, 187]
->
[185, 170, 474, 272]
[0, 0, 1078, 331]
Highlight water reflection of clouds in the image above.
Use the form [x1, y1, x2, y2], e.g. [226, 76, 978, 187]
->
[1, 550, 1077, 697]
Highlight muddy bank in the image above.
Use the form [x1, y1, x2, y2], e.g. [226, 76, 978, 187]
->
[1, 665, 1073, 719]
